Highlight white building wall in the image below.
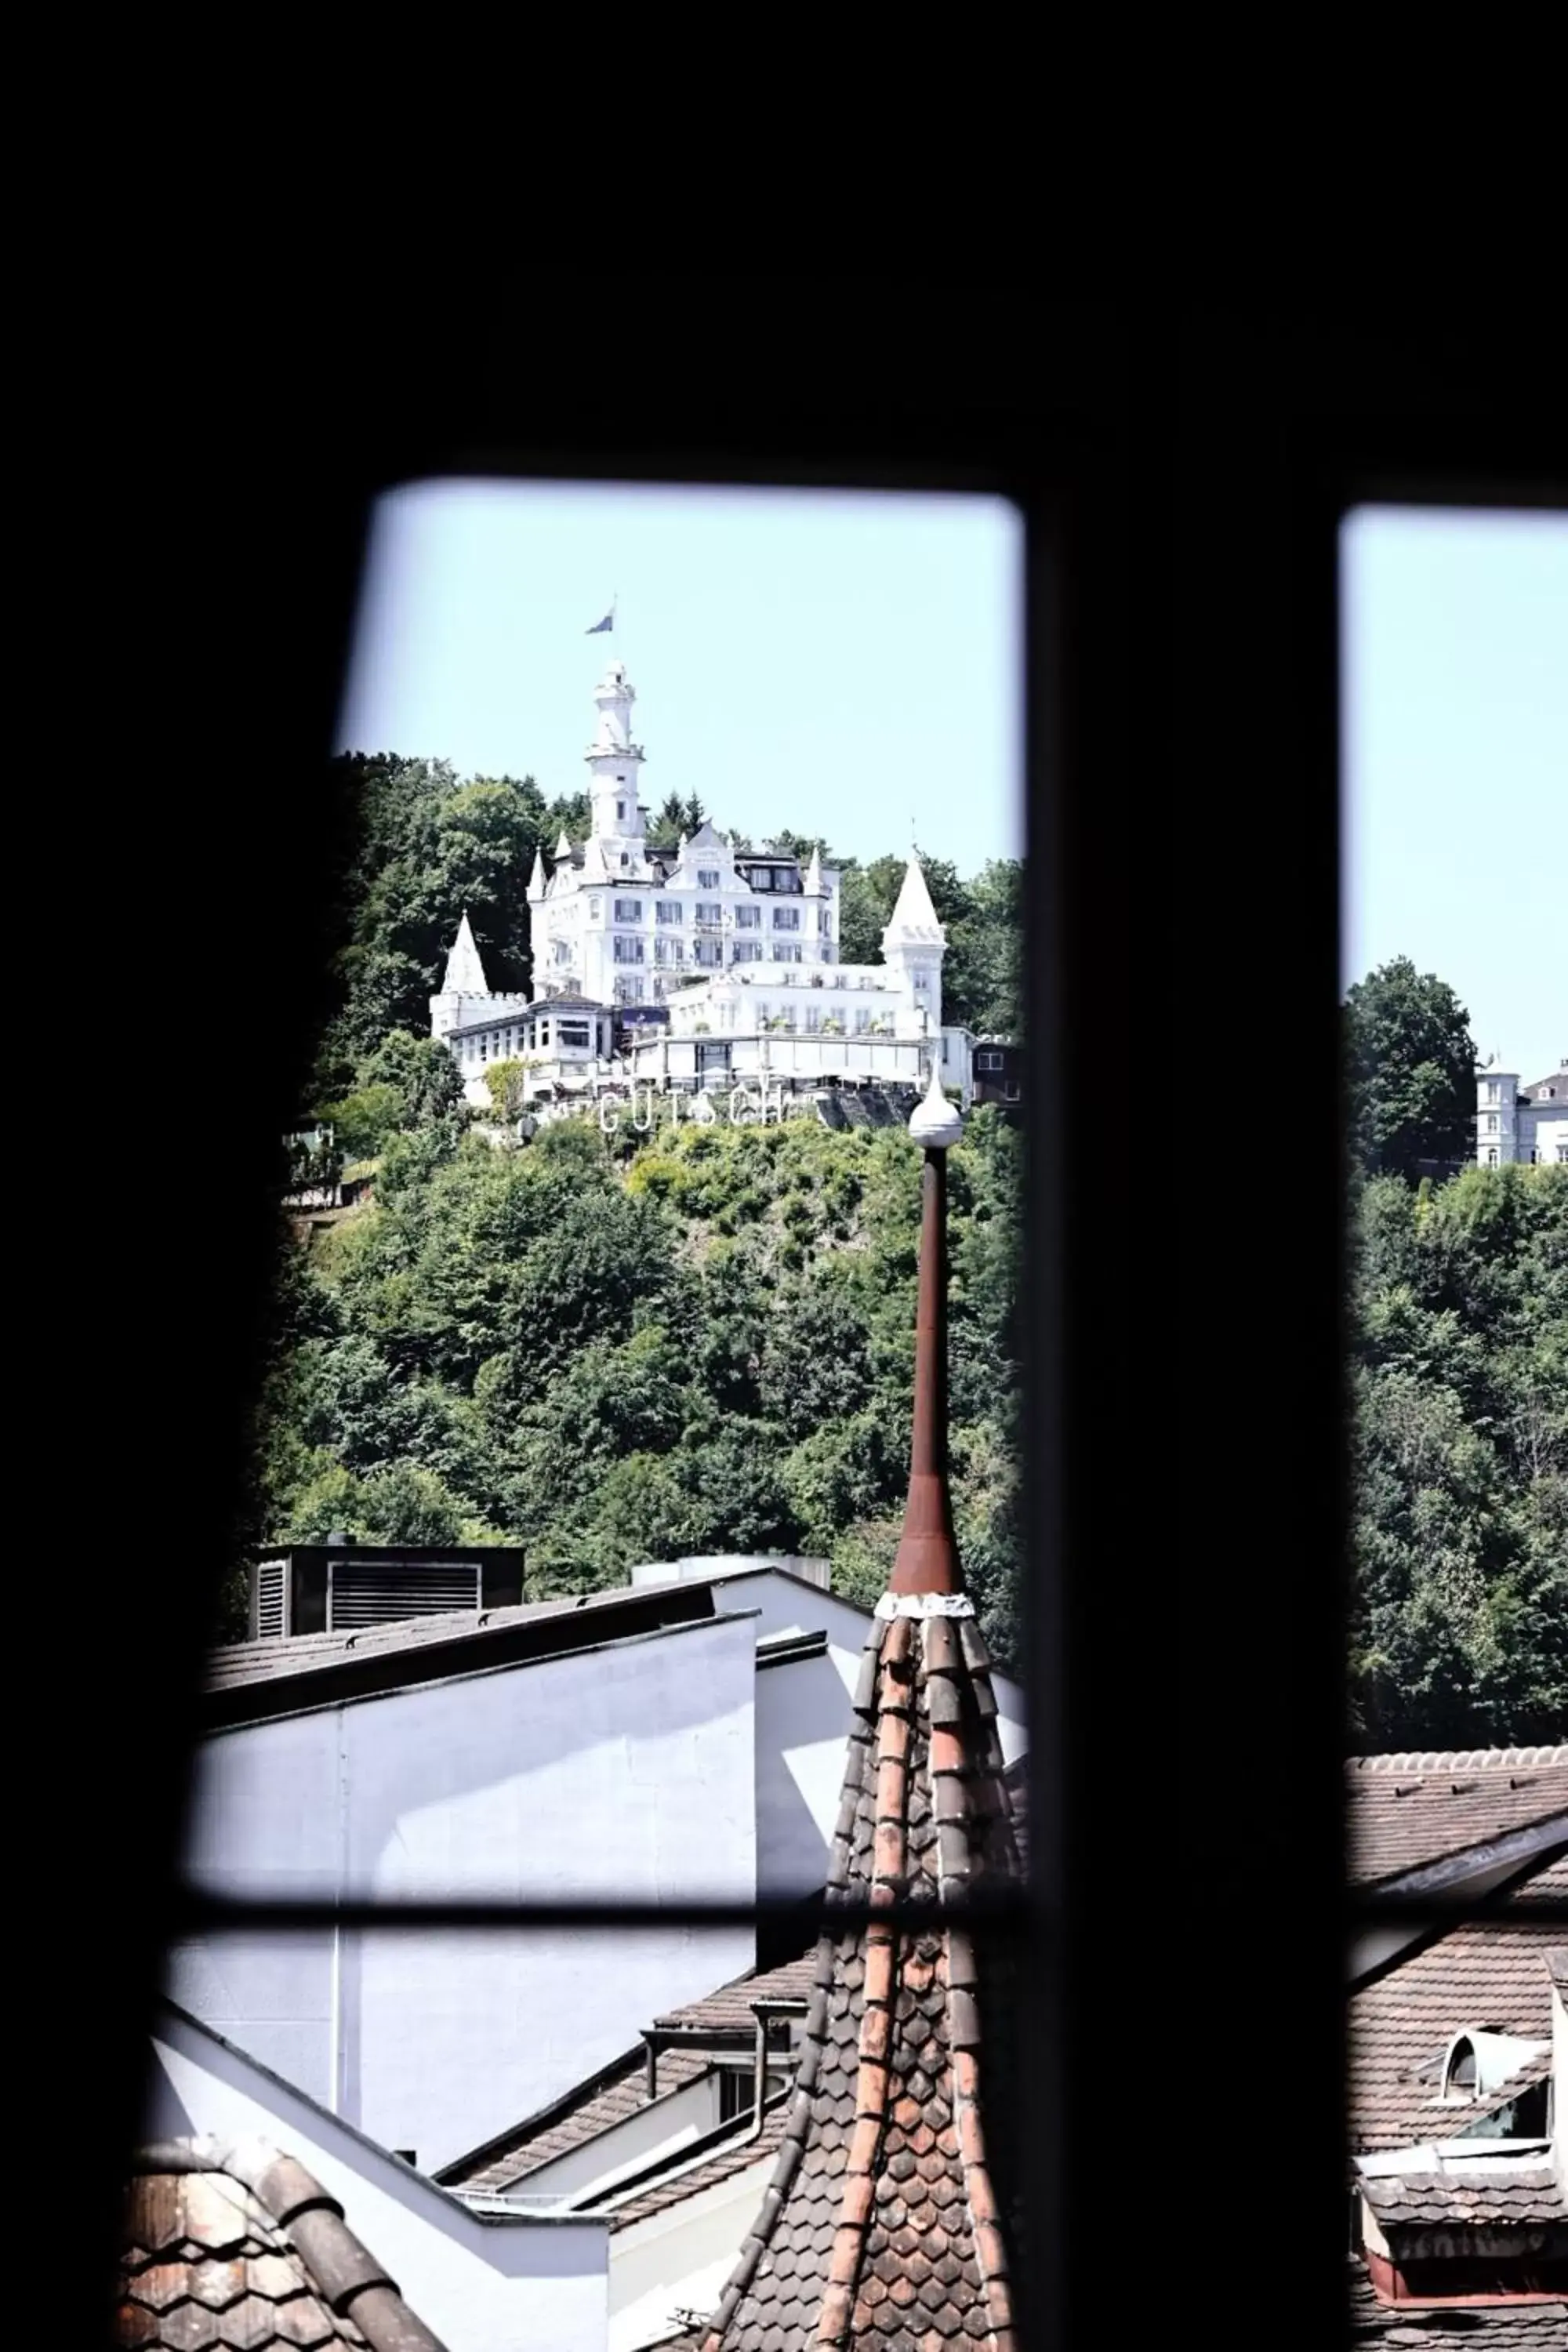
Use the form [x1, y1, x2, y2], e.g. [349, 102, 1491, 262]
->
[702, 1567, 1024, 1900]
[142, 2005, 609, 2352]
[169, 1615, 758, 2172]
[608, 2150, 780, 2352]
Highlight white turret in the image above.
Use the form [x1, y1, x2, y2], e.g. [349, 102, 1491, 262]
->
[429, 909, 528, 1042]
[555, 828, 573, 861]
[804, 844, 824, 895]
[441, 912, 489, 995]
[586, 659, 648, 845]
[527, 848, 546, 904]
[881, 852, 947, 1039]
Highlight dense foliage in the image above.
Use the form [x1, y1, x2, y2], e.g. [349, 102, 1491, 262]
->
[1346, 1160, 1566, 1746]
[256, 757, 1560, 1750]
[1345, 956, 1477, 1180]
[241, 1110, 1025, 1664]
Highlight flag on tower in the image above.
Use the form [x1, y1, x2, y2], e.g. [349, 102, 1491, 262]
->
[586, 604, 615, 634]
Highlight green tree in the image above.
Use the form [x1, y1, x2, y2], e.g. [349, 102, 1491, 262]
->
[1345, 957, 1476, 1179]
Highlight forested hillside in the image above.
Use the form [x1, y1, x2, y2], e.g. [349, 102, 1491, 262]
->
[1347, 1162, 1566, 1747]
[244, 1107, 1025, 1661]
[240, 757, 1566, 1748]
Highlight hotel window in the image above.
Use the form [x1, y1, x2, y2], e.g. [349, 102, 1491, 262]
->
[588, 897, 601, 920]
[656, 937, 684, 966]
[735, 904, 761, 929]
[732, 940, 762, 964]
[656, 901, 683, 924]
[773, 906, 801, 931]
[553, 940, 572, 964]
[978, 1051, 1004, 1072]
[696, 902, 722, 926]
[614, 898, 642, 923]
[695, 939, 722, 967]
[1488, 1147, 1499, 1165]
[854, 1007, 871, 1033]
[818, 908, 831, 933]
[617, 800, 626, 819]
[1486, 1112, 1497, 1131]
[775, 943, 803, 964]
[698, 868, 720, 889]
[557, 1021, 590, 1048]
[613, 937, 645, 964]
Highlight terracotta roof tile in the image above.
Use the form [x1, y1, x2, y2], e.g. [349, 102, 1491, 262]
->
[442, 2047, 712, 2194]
[1363, 2169, 1566, 2228]
[652, 1958, 818, 2034]
[701, 1606, 1023, 2350]
[1348, 1855, 1567, 2154]
[1345, 1749, 1568, 1887]
[1348, 2263, 1568, 2344]
[601, 2102, 793, 2232]
[116, 2140, 445, 2351]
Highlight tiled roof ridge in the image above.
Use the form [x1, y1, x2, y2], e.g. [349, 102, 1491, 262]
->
[702, 1607, 1022, 2350]
[1347, 1746, 1568, 1773]
[125, 2138, 448, 2352]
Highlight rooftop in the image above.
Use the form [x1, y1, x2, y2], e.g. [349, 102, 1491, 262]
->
[118, 2139, 445, 2350]
[1348, 2261, 1568, 2345]
[204, 1583, 727, 1726]
[1345, 1748, 1568, 1888]
[1348, 1850, 1568, 2153]
[439, 1955, 817, 2198]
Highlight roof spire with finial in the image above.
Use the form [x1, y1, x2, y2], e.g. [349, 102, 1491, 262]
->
[526, 847, 546, 904]
[701, 1069, 1022, 2352]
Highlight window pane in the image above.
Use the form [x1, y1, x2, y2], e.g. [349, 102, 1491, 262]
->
[1341, 508, 1568, 2333]
[178, 477, 1031, 2350]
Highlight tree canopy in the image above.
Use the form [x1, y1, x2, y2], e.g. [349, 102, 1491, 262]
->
[1347, 1162, 1567, 1746]
[244, 1109, 1025, 1663]
[1345, 956, 1476, 1179]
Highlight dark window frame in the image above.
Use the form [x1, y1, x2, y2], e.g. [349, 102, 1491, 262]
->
[72, 311, 1564, 2352]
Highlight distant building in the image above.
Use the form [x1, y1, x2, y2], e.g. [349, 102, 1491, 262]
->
[1345, 1748, 1568, 2338]
[971, 1037, 1024, 1111]
[431, 662, 1004, 1110]
[1475, 1058, 1568, 1166]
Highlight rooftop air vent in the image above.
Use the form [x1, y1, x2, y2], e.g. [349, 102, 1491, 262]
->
[245, 1546, 525, 1639]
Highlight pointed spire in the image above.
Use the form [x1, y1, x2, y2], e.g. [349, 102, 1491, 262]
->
[882, 850, 946, 946]
[891, 1072, 964, 1599]
[526, 848, 546, 903]
[700, 1062, 1019, 2352]
[440, 911, 489, 995]
[804, 843, 824, 895]
[555, 827, 573, 861]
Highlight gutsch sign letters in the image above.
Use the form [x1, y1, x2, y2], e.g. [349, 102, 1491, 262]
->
[597, 1083, 798, 1135]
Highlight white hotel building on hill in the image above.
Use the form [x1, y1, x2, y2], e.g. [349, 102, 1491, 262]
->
[1476, 1060, 1568, 1167]
[430, 661, 980, 1109]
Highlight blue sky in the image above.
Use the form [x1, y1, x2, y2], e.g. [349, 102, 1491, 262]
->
[339, 485, 1563, 1083]
[1342, 509, 1566, 1087]
[336, 480, 1024, 873]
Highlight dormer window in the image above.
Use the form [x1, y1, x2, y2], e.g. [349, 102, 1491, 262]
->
[618, 802, 626, 819]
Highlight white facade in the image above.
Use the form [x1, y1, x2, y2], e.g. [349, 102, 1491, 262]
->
[143, 2002, 609, 2352]
[1475, 1059, 1568, 1167]
[632, 1563, 1026, 1903]
[169, 1612, 758, 2172]
[433, 662, 975, 1105]
[172, 1564, 1026, 2190]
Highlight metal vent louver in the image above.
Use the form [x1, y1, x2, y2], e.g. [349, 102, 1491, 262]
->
[326, 1559, 483, 1629]
[255, 1559, 288, 1639]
